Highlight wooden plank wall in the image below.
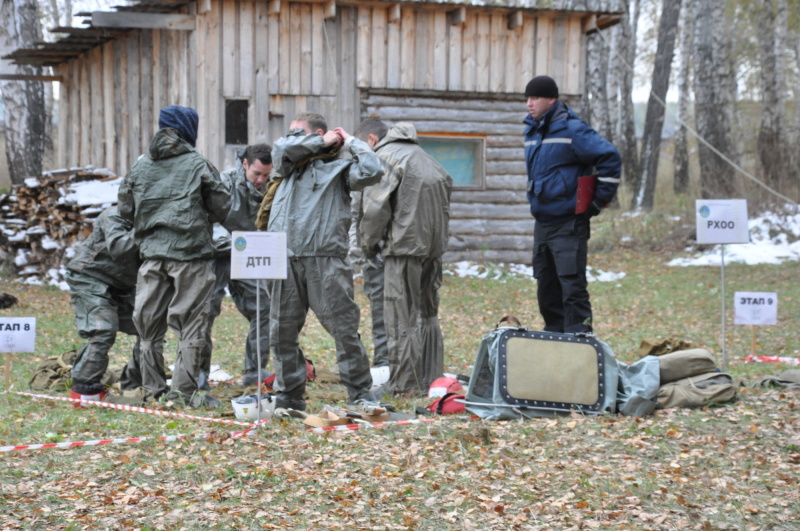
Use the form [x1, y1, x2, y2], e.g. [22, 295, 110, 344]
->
[56, 23, 194, 175]
[361, 92, 535, 264]
[354, 7, 583, 96]
[53, 0, 585, 247]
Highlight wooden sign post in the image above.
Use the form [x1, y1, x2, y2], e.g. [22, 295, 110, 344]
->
[0, 317, 37, 390]
[696, 199, 750, 371]
[230, 231, 287, 426]
[734, 291, 778, 359]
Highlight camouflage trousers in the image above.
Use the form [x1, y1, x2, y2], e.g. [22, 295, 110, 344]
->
[67, 270, 140, 387]
[383, 255, 445, 395]
[125, 259, 215, 402]
[201, 256, 270, 380]
[362, 262, 388, 367]
[269, 256, 372, 403]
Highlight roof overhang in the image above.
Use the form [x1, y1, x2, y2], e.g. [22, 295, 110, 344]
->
[2, 0, 624, 69]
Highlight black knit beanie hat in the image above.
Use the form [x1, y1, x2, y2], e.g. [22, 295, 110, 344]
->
[159, 105, 199, 147]
[525, 76, 559, 99]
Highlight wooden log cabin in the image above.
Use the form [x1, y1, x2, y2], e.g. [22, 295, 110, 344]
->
[5, 0, 623, 263]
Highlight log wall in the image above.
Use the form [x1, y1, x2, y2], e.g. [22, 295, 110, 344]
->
[362, 91, 536, 263]
[52, 0, 590, 263]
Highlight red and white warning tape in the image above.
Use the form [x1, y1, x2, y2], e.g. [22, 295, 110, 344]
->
[309, 417, 439, 433]
[0, 425, 258, 454]
[744, 355, 800, 366]
[6, 391, 255, 427]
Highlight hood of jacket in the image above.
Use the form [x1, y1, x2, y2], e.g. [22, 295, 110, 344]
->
[523, 100, 570, 136]
[148, 128, 195, 161]
[374, 122, 419, 150]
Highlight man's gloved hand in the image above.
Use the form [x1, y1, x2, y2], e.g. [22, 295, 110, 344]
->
[366, 255, 384, 269]
[585, 201, 602, 218]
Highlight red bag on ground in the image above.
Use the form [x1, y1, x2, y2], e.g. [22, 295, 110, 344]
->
[428, 376, 463, 398]
[426, 392, 466, 415]
[262, 359, 315, 391]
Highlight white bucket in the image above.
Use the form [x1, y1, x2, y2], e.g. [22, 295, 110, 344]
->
[231, 394, 275, 421]
[370, 365, 390, 389]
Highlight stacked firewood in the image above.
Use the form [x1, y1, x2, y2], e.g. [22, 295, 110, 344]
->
[0, 167, 120, 283]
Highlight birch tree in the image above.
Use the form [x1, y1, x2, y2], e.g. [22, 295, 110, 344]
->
[0, 0, 47, 185]
[585, 31, 612, 141]
[673, 0, 693, 196]
[615, 0, 640, 188]
[633, 0, 681, 210]
[692, 0, 738, 198]
[756, 0, 789, 192]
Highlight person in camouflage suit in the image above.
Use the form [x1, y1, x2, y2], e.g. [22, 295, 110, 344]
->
[355, 119, 452, 396]
[67, 206, 141, 398]
[261, 112, 383, 411]
[117, 105, 230, 408]
[200, 144, 273, 389]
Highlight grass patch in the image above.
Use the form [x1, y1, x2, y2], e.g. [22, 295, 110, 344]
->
[1, 224, 799, 528]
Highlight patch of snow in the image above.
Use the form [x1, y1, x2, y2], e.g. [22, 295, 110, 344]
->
[24, 178, 39, 188]
[668, 207, 800, 266]
[587, 268, 626, 282]
[444, 261, 625, 283]
[62, 177, 122, 206]
[14, 249, 28, 267]
[41, 236, 62, 250]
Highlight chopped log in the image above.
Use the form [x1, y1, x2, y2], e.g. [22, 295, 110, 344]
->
[0, 166, 121, 284]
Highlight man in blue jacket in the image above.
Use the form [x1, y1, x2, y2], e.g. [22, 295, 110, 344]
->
[523, 76, 621, 334]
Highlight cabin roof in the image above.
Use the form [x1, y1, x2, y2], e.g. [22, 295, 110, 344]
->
[2, 0, 623, 69]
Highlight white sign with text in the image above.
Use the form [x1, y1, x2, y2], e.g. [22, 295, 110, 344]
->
[230, 231, 288, 280]
[0, 317, 37, 353]
[695, 199, 750, 244]
[734, 291, 778, 326]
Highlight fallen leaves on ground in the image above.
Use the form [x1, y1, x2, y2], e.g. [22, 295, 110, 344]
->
[1, 386, 798, 530]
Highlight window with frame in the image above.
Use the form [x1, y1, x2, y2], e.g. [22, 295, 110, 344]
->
[417, 134, 485, 188]
[225, 99, 249, 145]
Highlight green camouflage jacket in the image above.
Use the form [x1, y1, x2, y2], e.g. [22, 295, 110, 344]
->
[118, 128, 230, 261]
[67, 206, 140, 289]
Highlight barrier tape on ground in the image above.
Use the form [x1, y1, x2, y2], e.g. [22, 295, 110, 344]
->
[745, 355, 800, 366]
[5, 391, 255, 428]
[309, 417, 439, 433]
[0, 424, 259, 454]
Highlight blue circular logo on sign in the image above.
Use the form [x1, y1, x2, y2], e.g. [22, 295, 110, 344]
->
[698, 205, 710, 218]
[234, 236, 247, 252]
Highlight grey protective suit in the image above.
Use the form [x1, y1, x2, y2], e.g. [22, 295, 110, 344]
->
[118, 127, 230, 402]
[359, 122, 453, 395]
[202, 163, 270, 383]
[348, 191, 388, 368]
[67, 207, 141, 389]
[267, 131, 383, 405]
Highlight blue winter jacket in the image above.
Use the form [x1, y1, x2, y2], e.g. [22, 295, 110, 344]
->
[523, 101, 621, 225]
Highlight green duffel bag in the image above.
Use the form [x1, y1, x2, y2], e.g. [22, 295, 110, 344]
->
[656, 372, 737, 409]
[658, 349, 718, 384]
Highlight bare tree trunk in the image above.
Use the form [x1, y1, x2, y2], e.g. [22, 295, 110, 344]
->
[757, 0, 788, 196]
[585, 31, 612, 141]
[633, 0, 681, 210]
[617, 0, 640, 189]
[692, 0, 737, 199]
[0, 0, 47, 185]
[607, 24, 621, 143]
[673, 0, 693, 196]
[790, 33, 800, 182]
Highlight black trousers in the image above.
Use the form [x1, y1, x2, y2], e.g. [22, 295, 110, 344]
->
[532, 216, 592, 333]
